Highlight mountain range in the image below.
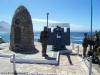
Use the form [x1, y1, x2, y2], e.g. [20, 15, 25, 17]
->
[0, 21, 10, 32]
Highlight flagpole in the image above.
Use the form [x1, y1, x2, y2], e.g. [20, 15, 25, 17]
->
[46, 12, 49, 28]
[91, 0, 93, 40]
[90, 0, 93, 51]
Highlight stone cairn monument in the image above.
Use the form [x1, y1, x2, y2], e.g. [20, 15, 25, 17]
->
[10, 5, 35, 52]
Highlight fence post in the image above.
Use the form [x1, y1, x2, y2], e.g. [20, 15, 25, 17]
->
[89, 56, 92, 75]
[72, 43, 74, 50]
[13, 54, 17, 75]
[77, 45, 79, 55]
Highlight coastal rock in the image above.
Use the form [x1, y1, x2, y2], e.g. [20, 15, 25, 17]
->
[0, 38, 5, 44]
[10, 5, 35, 52]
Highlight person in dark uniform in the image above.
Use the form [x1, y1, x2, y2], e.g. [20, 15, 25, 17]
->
[40, 27, 48, 57]
[93, 33, 100, 57]
[82, 33, 88, 58]
[90, 32, 100, 63]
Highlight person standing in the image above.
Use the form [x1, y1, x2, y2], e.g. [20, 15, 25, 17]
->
[93, 33, 100, 57]
[82, 33, 88, 58]
[40, 27, 48, 57]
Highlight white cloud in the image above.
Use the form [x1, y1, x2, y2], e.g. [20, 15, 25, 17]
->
[32, 18, 90, 32]
[32, 18, 61, 23]
[70, 24, 90, 32]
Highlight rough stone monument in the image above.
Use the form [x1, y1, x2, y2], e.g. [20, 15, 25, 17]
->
[10, 5, 35, 52]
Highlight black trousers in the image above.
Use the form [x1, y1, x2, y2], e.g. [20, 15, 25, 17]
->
[42, 43, 47, 56]
[83, 47, 87, 57]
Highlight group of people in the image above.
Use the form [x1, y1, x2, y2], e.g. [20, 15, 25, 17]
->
[40, 26, 100, 59]
[82, 32, 100, 58]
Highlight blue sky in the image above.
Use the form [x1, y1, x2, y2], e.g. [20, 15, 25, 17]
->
[0, 0, 100, 32]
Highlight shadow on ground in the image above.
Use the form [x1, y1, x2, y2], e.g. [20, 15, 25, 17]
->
[12, 48, 39, 55]
[70, 53, 82, 57]
[63, 53, 82, 65]
[45, 56, 56, 60]
[66, 54, 73, 65]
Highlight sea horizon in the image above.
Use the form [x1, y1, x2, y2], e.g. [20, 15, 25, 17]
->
[0, 31, 93, 44]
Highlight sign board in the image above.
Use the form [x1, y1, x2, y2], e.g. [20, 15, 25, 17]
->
[49, 23, 70, 28]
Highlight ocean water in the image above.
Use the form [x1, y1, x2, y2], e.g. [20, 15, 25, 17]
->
[0, 32, 90, 44]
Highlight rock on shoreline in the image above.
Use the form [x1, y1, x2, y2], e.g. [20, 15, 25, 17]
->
[0, 38, 5, 44]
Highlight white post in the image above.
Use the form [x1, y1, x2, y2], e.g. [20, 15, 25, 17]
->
[77, 45, 79, 55]
[89, 56, 92, 75]
[13, 54, 17, 75]
[72, 43, 74, 50]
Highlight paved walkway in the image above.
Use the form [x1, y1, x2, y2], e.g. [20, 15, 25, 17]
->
[0, 58, 13, 74]
[14, 54, 89, 75]
[0, 43, 100, 75]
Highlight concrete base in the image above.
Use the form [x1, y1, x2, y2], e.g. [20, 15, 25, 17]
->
[0, 53, 12, 58]
[0, 49, 72, 65]
[10, 49, 72, 65]
[0, 44, 72, 65]
[10, 51, 59, 65]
